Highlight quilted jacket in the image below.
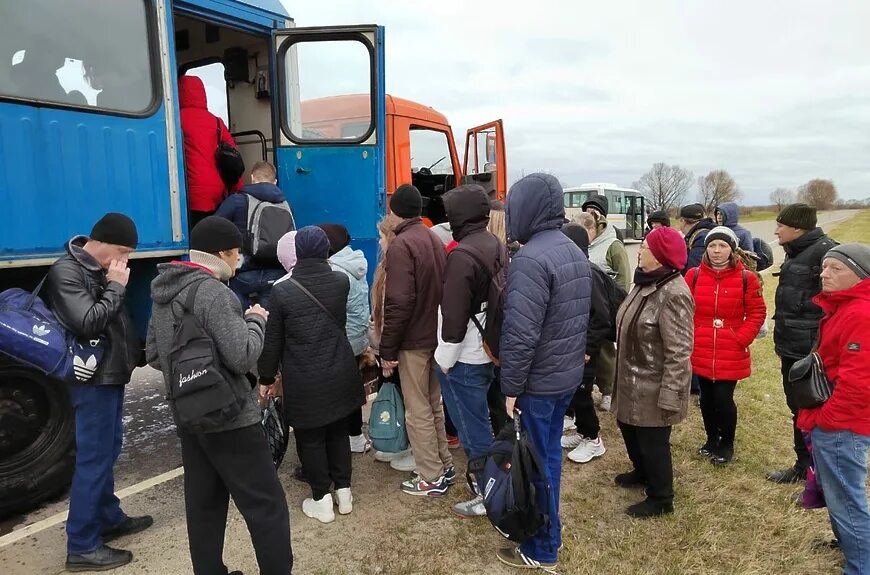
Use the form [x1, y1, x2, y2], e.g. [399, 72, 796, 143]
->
[500, 173, 592, 397]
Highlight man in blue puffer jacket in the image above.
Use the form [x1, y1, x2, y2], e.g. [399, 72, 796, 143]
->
[714, 202, 753, 252]
[497, 173, 591, 570]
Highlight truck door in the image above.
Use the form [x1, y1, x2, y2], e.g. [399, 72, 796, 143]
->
[463, 120, 506, 201]
[272, 26, 386, 281]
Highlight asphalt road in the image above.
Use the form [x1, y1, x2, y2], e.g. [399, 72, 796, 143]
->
[0, 210, 859, 574]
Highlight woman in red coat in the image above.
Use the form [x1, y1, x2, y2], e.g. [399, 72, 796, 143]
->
[687, 226, 766, 464]
[178, 75, 242, 229]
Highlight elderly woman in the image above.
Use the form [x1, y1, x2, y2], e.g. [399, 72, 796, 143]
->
[797, 244, 870, 575]
[613, 226, 694, 518]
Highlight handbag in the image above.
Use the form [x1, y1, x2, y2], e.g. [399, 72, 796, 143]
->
[788, 352, 832, 409]
[214, 118, 245, 192]
[261, 396, 288, 468]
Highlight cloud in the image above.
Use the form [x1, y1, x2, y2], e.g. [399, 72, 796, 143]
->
[284, 0, 870, 202]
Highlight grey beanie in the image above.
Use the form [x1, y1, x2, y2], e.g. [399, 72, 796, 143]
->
[705, 226, 739, 250]
[825, 244, 870, 280]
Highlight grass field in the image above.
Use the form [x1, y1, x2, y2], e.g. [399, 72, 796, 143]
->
[740, 209, 778, 222]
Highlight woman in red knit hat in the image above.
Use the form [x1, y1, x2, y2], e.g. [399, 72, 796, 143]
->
[686, 226, 766, 465]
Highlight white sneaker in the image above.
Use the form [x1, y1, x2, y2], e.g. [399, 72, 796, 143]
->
[567, 436, 606, 463]
[335, 487, 353, 515]
[374, 448, 410, 463]
[561, 434, 584, 450]
[563, 416, 576, 432]
[390, 451, 417, 472]
[302, 494, 335, 524]
[349, 434, 371, 454]
[599, 395, 612, 412]
[452, 495, 486, 518]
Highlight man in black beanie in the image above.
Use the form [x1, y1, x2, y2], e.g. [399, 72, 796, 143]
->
[43, 213, 153, 572]
[767, 203, 838, 484]
[381, 183, 453, 495]
[146, 216, 292, 574]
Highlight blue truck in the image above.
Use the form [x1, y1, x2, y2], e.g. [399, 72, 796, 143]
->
[0, 0, 506, 517]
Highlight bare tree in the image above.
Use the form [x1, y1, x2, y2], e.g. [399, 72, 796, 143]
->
[798, 179, 838, 210]
[632, 163, 694, 211]
[697, 170, 741, 213]
[770, 188, 795, 211]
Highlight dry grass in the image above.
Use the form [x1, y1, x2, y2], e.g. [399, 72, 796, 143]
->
[740, 210, 778, 223]
[284, 213, 870, 575]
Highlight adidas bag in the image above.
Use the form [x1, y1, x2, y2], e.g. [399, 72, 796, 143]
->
[245, 195, 296, 264]
[478, 411, 551, 544]
[0, 278, 105, 383]
[168, 280, 243, 432]
[368, 377, 408, 453]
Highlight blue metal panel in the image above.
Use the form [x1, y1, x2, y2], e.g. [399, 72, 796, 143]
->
[174, 0, 291, 32]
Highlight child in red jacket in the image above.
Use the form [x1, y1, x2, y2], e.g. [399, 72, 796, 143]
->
[687, 226, 766, 464]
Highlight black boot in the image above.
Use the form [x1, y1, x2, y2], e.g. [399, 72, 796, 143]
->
[66, 545, 133, 572]
[697, 441, 717, 458]
[614, 470, 646, 488]
[766, 466, 805, 484]
[711, 445, 734, 466]
[626, 498, 674, 518]
[102, 515, 154, 543]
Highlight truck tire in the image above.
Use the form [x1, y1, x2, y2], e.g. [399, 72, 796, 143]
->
[0, 365, 75, 520]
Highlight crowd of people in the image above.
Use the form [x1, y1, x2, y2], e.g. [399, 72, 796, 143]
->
[45, 162, 870, 573]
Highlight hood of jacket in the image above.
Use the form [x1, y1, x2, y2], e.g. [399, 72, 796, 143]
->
[330, 245, 368, 280]
[178, 75, 207, 110]
[151, 262, 216, 305]
[506, 173, 565, 245]
[589, 217, 618, 249]
[242, 182, 285, 203]
[784, 227, 826, 258]
[445, 185, 490, 242]
[716, 202, 742, 228]
[66, 235, 103, 273]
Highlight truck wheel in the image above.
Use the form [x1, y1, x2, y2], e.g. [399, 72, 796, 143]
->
[0, 365, 76, 520]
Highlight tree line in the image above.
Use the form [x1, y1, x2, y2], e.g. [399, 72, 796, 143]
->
[631, 163, 855, 212]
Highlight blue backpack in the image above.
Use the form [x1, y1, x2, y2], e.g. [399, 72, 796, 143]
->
[0, 277, 105, 383]
[476, 412, 551, 544]
[368, 378, 409, 453]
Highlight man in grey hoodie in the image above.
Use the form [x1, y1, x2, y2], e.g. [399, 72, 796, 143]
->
[146, 216, 292, 575]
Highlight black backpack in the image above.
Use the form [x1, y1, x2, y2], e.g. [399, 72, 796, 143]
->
[453, 237, 509, 365]
[753, 237, 774, 271]
[168, 280, 244, 432]
[475, 412, 551, 544]
[214, 118, 245, 192]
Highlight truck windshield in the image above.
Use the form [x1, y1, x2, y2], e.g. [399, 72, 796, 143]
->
[0, 0, 155, 114]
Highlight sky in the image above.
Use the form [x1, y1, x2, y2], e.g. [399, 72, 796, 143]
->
[283, 0, 870, 205]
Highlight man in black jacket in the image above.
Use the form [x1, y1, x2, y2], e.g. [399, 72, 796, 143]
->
[44, 213, 153, 572]
[678, 203, 717, 276]
[767, 203, 838, 484]
[434, 184, 505, 517]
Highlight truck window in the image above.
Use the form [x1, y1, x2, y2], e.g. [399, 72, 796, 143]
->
[281, 38, 373, 143]
[410, 129, 453, 175]
[184, 63, 229, 125]
[0, 0, 156, 114]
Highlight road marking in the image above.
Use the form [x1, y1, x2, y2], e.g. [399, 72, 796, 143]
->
[0, 467, 184, 548]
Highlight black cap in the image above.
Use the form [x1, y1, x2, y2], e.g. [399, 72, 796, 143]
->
[679, 203, 706, 221]
[776, 203, 817, 231]
[647, 210, 671, 227]
[317, 223, 351, 256]
[390, 184, 423, 218]
[190, 216, 243, 254]
[90, 213, 138, 249]
[582, 194, 609, 217]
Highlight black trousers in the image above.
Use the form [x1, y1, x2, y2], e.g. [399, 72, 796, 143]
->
[697, 377, 738, 448]
[180, 424, 292, 575]
[294, 417, 352, 500]
[346, 408, 363, 436]
[618, 422, 674, 504]
[781, 357, 811, 472]
[569, 375, 600, 439]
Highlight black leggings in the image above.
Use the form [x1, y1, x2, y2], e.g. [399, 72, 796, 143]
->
[295, 418, 352, 500]
[569, 376, 600, 439]
[698, 377, 738, 448]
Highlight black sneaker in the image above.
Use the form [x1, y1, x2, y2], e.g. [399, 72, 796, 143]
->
[101, 515, 154, 543]
[711, 446, 734, 466]
[614, 470, 646, 488]
[811, 538, 840, 551]
[766, 466, 805, 484]
[697, 442, 716, 458]
[66, 545, 133, 572]
[626, 498, 674, 519]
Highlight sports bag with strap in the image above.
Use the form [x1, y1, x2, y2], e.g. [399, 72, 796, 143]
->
[245, 195, 296, 264]
[214, 118, 245, 193]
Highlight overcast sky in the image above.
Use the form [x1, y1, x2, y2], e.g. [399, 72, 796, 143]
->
[283, 0, 870, 204]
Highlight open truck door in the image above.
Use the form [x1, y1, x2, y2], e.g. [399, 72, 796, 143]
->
[273, 26, 386, 284]
[463, 120, 506, 201]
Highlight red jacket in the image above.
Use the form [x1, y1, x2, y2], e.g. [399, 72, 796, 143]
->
[179, 75, 242, 213]
[687, 260, 766, 381]
[798, 278, 870, 436]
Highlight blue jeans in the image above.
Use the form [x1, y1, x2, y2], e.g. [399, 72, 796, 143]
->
[231, 268, 285, 309]
[811, 428, 870, 575]
[66, 384, 127, 554]
[438, 363, 494, 484]
[517, 391, 574, 563]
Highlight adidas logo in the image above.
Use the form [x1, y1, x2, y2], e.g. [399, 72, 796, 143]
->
[73, 355, 98, 382]
[32, 324, 51, 337]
